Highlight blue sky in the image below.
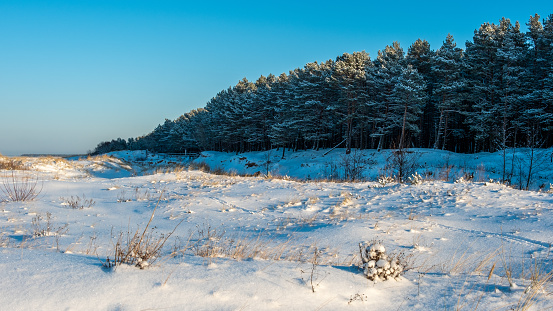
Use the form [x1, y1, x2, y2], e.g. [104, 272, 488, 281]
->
[1, 1, 552, 155]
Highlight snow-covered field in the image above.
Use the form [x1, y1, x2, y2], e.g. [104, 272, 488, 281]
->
[1, 149, 553, 310]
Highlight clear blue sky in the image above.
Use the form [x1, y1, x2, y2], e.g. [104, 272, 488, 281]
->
[1, 0, 552, 155]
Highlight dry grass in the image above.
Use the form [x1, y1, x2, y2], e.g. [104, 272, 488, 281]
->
[188, 161, 304, 182]
[117, 187, 154, 203]
[189, 224, 299, 264]
[86, 154, 111, 161]
[151, 164, 188, 175]
[411, 242, 553, 310]
[102, 193, 183, 269]
[185, 223, 350, 266]
[0, 156, 28, 170]
[0, 231, 9, 247]
[513, 269, 553, 311]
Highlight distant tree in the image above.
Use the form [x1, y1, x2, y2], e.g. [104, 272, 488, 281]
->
[92, 138, 127, 154]
[269, 72, 294, 158]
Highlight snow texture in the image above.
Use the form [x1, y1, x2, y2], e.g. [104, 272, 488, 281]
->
[1, 148, 553, 310]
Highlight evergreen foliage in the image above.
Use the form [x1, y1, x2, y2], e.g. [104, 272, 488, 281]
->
[93, 14, 553, 155]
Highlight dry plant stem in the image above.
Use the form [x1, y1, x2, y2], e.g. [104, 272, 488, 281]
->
[500, 240, 516, 287]
[310, 247, 321, 293]
[134, 192, 163, 256]
[469, 264, 497, 311]
[0, 171, 42, 202]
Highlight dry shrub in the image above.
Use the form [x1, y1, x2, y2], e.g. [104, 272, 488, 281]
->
[384, 149, 420, 182]
[31, 212, 68, 238]
[0, 171, 42, 202]
[61, 195, 95, 209]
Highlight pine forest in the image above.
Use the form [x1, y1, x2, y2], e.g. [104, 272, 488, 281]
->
[94, 14, 553, 156]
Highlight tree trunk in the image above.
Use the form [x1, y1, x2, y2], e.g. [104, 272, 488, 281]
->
[399, 102, 408, 150]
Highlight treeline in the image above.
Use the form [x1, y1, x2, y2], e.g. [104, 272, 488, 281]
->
[93, 14, 553, 156]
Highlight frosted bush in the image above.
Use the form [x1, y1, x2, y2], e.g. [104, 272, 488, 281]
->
[407, 172, 423, 185]
[378, 176, 395, 186]
[455, 176, 468, 184]
[359, 242, 407, 281]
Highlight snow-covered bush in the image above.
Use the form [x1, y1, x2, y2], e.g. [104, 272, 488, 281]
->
[455, 176, 469, 184]
[407, 172, 423, 185]
[378, 176, 396, 186]
[359, 242, 407, 281]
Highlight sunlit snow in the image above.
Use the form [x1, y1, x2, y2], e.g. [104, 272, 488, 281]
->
[1, 148, 552, 310]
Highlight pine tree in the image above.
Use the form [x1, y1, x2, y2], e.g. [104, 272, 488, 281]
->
[394, 64, 426, 149]
[464, 20, 506, 152]
[431, 34, 465, 150]
[269, 72, 294, 158]
[367, 42, 405, 150]
[524, 14, 553, 145]
[330, 51, 372, 154]
[293, 61, 334, 150]
[407, 39, 436, 148]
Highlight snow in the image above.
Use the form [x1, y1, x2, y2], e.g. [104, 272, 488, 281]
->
[1, 149, 553, 310]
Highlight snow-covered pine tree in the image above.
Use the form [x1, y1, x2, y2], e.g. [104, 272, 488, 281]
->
[330, 51, 372, 154]
[524, 14, 553, 146]
[431, 34, 466, 151]
[225, 78, 256, 153]
[292, 61, 335, 150]
[493, 21, 528, 182]
[464, 21, 504, 152]
[367, 42, 405, 151]
[393, 64, 426, 150]
[269, 72, 295, 158]
[407, 39, 436, 148]
[204, 87, 238, 152]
